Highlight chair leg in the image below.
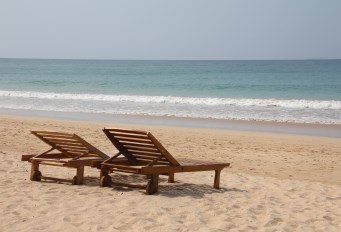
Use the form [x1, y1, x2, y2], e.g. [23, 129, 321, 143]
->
[214, 169, 221, 189]
[146, 174, 159, 195]
[100, 175, 112, 187]
[72, 166, 84, 185]
[100, 167, 109, 178]
[30, 161, 41, 181]
[76, 166, 84, 184]
[168, 173, 175, 183]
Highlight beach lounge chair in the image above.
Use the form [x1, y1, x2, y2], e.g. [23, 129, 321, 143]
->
[21, 131, 109, 185]
[98, 128, 230, 194]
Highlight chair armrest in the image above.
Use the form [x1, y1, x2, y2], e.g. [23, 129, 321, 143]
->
[21, 154, 36, 161]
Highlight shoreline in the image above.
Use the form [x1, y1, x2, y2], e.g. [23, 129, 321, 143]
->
[1, 108, 341, 138]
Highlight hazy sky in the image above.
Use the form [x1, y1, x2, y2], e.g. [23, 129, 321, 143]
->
[1, 0, 340, 60]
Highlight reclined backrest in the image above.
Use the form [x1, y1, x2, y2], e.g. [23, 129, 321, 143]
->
[32, 131, 108, 159]
[103, 128, 180, 166]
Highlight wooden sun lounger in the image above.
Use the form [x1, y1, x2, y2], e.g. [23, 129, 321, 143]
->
[98, 128, 230, 194]
[21, 131, 109, 185]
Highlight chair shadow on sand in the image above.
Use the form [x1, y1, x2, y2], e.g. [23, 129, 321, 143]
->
[78, 173, 246, 198]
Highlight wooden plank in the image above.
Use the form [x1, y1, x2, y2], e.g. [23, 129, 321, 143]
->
[37, 153, 69, 159]
[141, 166, 181, 174]
[41, 140, 75, 148]
[148, 132, 180, 166]
[141, 163, 229, 174]
[103, 154, 120, 163]
[60, 149, 87, 156]
[101, 163, 142, 172]
[91, 160, 103, 168]
[72, 151, 90, 160]
[80, 154, 100, 158]
[35, 132, 75, 141]
[33, 131, 74, 137]
[133, 155, 169, 164]
[21, 154, 37, 161]
[46, 138, 80, 143]
[135, 158, 170, 166]
[131, 154, 161, 161]
[39, 162, 68, 167]
[31, 131, 56, 148]
[105, 128, 147, 135]
[105, 160, 131, 166]
[120, 141, 156, 148]
[58, 144, 89, 150]
[31, 157, 68, 163]
[132, 155, 168, 161]
[133, 156, 165, 163]
[58, 147, 88, 153]
[179, 163, 229, 171]
[53, 149, 80, 158]
[155, 160, 171, 165]
[49, 139, 84, 147]
[67, 159, 97, 167]
[115, 137, 154, 144]
[38, 136, 76, 142]
[103, 129, 138, 165]
[146, 157, 162, 166]
[32, 133, 78, 157]
[130, 152, 161, 159]
[60, 151, 86, 157]
[127, 149, 162, 157]
[38, 134, 75, 140]
[56, 137, 103, 160]
[59, 150, 84, 156]
[135, 157, 156, 163]
[73, 134, 109, 159]
[110, 169, 139, 174]
[122, 145, 159, 152]
[111, 132, 149, 140]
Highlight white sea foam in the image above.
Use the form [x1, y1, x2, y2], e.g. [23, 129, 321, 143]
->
[1, 90, 340, 110]
[1, 90, 340, 124]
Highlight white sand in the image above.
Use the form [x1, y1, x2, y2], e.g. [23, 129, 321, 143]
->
[0, 115, 340, 231]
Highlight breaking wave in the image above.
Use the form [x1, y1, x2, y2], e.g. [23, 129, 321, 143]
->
[1, 90, 340, 110]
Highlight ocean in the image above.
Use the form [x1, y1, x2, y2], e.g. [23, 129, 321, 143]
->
[0, 58, 340, 125]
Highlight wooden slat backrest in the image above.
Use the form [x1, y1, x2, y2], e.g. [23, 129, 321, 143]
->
[72, 134, 108, 159]
[31, 131, 108, 159]
[103, 128, 180, 166]
[147, 132, 180, 166]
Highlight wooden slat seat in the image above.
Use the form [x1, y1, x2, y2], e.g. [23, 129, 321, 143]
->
[100, 128, 230, 194]
[21, 131, 109, 185]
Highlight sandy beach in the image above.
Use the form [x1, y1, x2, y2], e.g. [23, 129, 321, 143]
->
[0, 114, 340, 231]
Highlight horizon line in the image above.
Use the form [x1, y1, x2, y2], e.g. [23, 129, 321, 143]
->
[1, 57, 340, 62]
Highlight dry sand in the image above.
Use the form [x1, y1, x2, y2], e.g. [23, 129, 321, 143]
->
[0, 115, 340, 231]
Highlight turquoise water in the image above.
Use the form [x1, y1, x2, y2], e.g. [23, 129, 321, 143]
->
[0, 58, 340, 124]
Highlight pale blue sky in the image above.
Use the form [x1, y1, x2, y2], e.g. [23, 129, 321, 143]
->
[1, 0, 340, 60]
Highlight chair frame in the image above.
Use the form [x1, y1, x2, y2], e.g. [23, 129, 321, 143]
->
[22, 131, 109, 185]
[98, 128, 230, 194]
